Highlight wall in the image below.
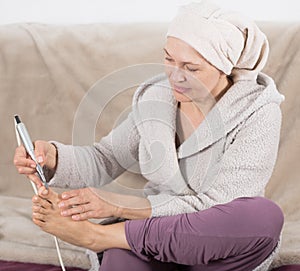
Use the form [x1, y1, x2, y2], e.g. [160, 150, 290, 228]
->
[0, 0, 298, 24]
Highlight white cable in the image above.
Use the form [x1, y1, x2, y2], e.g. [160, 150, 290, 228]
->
[14, 119, 66, 271]
[32, 184, 66, 271]
[54, 235, 66, 271]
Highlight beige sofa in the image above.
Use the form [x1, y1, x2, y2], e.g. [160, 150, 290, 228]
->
[0, 21, 299, 270]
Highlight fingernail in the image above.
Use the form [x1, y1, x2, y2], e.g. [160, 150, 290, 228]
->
[62, 193, 67, 199]
[42, 189, 48, 195]
[61, 211, 67, 216]
[58, 202, 64, 208]
[37, 156, 43, 163]
[30, 164, 36, 168]
[72, 215, 79, 220]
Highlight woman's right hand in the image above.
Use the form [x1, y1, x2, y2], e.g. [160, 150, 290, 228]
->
[13, 140, 57, 187]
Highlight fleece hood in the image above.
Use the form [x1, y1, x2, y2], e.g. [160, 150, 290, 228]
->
[132, 72, 285, 158]
[130, 72, 284, 195]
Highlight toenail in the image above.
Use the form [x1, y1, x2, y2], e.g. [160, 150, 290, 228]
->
[42, 189, 48, 195]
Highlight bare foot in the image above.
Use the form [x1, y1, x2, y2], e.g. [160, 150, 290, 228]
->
[32, 186, 131, 253]
[32, 186, 97, 249]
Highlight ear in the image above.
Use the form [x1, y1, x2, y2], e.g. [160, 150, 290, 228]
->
[218, 71, 227, 80]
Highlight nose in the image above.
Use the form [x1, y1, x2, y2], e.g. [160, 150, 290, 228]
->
[168, 66, 186, 83]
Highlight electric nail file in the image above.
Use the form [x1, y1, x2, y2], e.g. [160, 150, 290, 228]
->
[14, 115, 48, 189]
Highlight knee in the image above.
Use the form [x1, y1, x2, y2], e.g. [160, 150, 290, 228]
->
[246, 197, 284, 241]
[223, 197, 284, 243]
[259, 197, 283, 230]
[100, 249, 130, 270]
[100, 249, 155, 271]
[103, 248, 124, 257]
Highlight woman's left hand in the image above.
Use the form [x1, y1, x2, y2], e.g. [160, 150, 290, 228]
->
[58, 188, 119, 221]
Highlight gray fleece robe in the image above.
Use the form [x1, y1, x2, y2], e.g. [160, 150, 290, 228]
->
[49, 72, 284, 215]
[49, 72, 284, 270]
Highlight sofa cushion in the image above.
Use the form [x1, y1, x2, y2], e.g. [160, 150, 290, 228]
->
[0, 22, 299, 269]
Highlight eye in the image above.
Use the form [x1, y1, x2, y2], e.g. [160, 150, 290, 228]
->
[164, 57, 173, 62]
[186, 66, 199, 72]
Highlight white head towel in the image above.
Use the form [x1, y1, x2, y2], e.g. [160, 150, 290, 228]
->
[167, 0, 269, 81]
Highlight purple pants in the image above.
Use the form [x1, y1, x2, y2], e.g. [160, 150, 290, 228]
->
[100, 197, 284, 271]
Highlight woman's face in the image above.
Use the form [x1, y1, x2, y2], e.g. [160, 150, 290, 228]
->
[164, 37, 227, 104]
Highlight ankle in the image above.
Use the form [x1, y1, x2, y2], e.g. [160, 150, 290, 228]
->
[84, 222, 105, 252]
[87, 222, 130, 253]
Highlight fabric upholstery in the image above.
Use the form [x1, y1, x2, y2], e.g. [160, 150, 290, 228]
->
[0, 21, 299, 269]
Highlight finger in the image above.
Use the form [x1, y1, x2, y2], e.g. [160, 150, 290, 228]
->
[58, 196, 88, 209]
[27, 174, 43, 187]
[14, 145, 27, 159]
[72, 210, 96, 221]
[14, 157, 36, 168]
[33, 140, 46, 166]
[17, 166, 36, 175]
[61, 203, 92, 217]
[61, 189, 80, 200]
[60, 206, 82, 217]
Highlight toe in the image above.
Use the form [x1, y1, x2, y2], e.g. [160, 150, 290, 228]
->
[32, 212, 45, 222]
[32, 218, 45, 228]
[32, 195, 52, 209]
[38, 187, 59, 203]
[32, 205, 48, 214]
[32, 195, 41, 204]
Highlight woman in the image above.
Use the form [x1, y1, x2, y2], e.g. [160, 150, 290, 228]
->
[14, 1, 285, 270]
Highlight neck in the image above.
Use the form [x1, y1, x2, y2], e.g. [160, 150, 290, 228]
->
[178, 76, 233, 117]
[178, 101, 205, 129]
[213, 76, 233, 103]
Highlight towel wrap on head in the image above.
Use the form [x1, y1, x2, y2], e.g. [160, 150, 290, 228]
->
[167, 0, 269, 82]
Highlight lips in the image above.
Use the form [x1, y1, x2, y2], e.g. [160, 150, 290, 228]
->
[173, 85, 191, 93]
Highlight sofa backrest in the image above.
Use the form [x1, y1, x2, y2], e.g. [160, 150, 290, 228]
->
[0, 22, 299, 204]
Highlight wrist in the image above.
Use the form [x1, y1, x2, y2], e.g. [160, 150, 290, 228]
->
[43, 143, 58, 182]
[115, 198, 152, 219]
[99, 191, 152, 220]
[47, 143, 57, 170]
[115, 205, 124, 218]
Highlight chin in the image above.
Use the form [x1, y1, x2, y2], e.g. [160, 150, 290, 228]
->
[172, 90, 192, 103]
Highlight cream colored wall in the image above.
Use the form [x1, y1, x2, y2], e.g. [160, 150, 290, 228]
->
[0, 0, 298, 25]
